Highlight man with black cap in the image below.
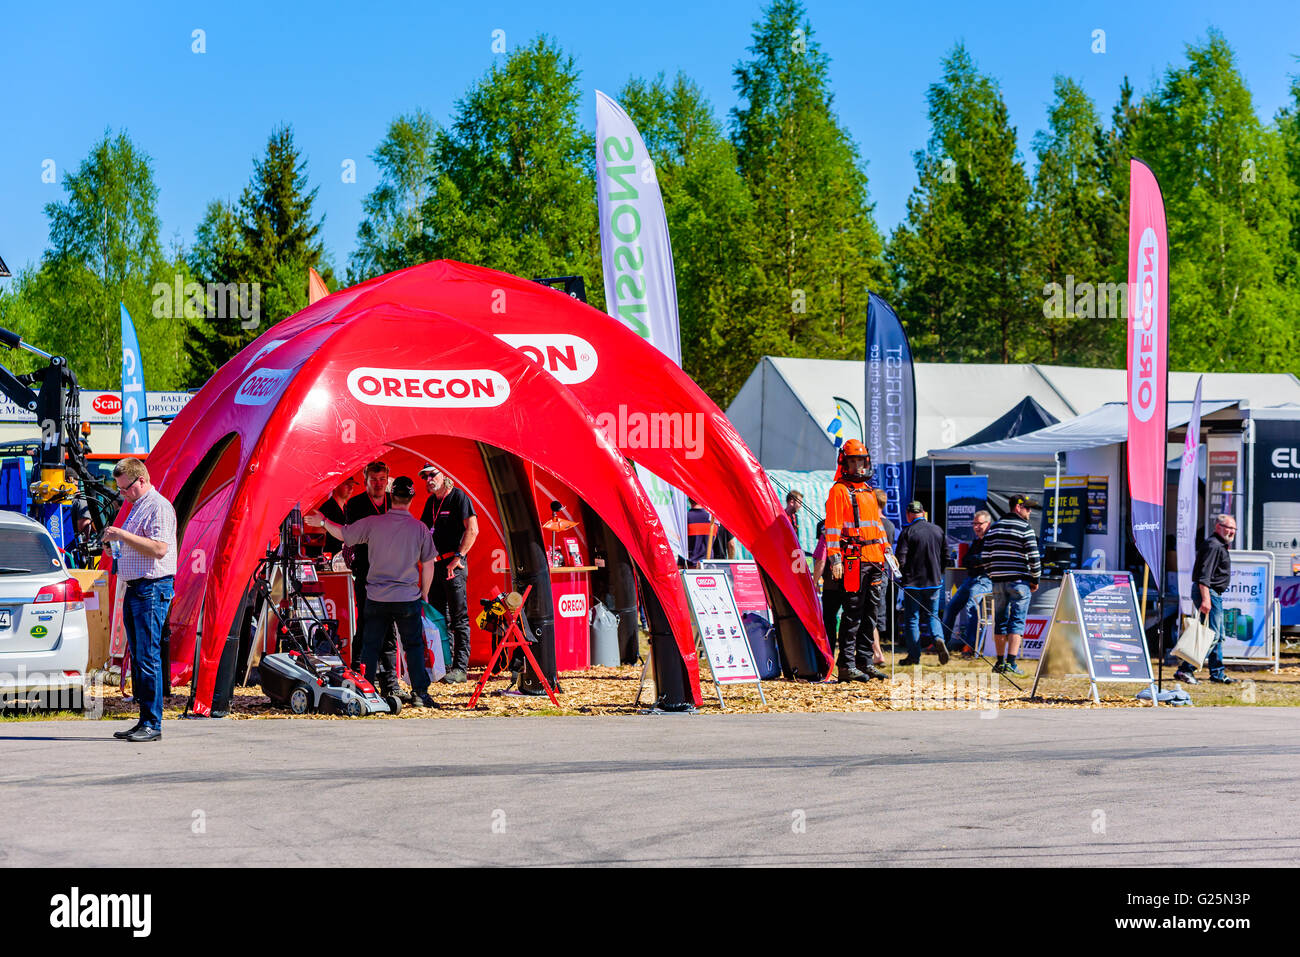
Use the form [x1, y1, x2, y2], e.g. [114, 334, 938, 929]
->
[419, 463, 478, 684]
[309, 476, 438, 708]
[982, 495, 1042, 676]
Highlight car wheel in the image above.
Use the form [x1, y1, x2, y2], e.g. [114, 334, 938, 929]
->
[288, 685, 312, 715]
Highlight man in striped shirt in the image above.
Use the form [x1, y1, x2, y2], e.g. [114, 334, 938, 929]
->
[982, 495, 1042, 676]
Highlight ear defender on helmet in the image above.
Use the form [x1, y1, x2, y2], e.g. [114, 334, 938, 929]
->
[837, 439, 872, 482]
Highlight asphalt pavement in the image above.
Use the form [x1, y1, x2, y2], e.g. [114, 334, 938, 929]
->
[2, 708, 1298, 866]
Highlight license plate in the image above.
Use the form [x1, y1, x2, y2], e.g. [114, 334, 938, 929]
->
[0, 611, 11, 628]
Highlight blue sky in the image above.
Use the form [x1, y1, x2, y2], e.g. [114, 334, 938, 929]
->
[3, 0, 1298, 276]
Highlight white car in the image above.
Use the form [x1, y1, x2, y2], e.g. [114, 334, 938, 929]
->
[0, 509, 89, 705]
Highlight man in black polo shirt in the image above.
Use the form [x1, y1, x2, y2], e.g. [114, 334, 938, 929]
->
[419, 463, 479, 683]
[1175, 513, 1237, 685]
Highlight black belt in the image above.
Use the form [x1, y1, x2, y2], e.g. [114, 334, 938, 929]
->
[126, 575, 174, 586]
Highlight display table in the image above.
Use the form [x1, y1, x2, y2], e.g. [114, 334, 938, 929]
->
[549, 566, 594, 671]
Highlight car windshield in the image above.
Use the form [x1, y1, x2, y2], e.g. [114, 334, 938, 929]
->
[0, 526, 61, 573]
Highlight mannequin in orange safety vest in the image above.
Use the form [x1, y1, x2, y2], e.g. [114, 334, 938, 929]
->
[823, 440, 889, 682]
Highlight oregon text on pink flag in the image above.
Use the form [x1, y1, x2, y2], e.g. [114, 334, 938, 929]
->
[1127, 159, 1169, 581]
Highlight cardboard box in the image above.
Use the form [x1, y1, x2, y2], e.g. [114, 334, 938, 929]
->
[71, 570, 111, 669]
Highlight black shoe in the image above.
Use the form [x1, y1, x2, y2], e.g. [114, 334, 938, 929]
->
[837, 668, 868, 683]
[858, 664, 888, 681]
[1173, 670, 1198, 685]
[419, 693, 439, 708]
[126, 726, 161, 743]
[441, 668, 468, 684]
[1209, 675, 1237, 684]
[113, 723, 142, 740]
[933, 638, 950, 665]
[896, 657, 921, 667]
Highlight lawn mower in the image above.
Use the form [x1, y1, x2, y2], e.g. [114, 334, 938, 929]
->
[255, 506, 399, 717]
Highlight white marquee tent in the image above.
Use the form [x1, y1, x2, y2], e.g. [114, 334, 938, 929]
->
[727, 356, 1300, 472]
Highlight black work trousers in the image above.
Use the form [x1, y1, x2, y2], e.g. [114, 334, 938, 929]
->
[428, 558, 471, 672]
[352, 576, 397, 684]
[361, 598, 430, 696]
[836, 563, 883, 673]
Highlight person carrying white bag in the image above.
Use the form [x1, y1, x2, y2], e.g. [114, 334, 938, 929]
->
[1174, 514, 1237, 685]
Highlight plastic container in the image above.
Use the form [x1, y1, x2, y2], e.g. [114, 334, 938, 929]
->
[589, 600, 621, 666]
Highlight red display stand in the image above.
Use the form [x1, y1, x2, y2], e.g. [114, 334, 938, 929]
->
[317, 571, 356, 661]
[550, 567, 593, 672]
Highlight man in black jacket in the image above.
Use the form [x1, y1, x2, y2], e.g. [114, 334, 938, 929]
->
[896, 502, 949, 666]
[1175, 514, 1237, 685]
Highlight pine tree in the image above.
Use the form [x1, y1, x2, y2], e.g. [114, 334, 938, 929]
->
[888, 45, 1032, 364]
[418, 37, 599, 291]
[187, 125, 332, 383]
[1030, 77, 1115, 365]
[618, 72, 762, 404]
[1136, 31, 1299, 371]
[730, 0, 886, 365]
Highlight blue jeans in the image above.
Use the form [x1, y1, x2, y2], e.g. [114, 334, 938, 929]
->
[943, 575, 992, 648]
[123, 576, 174, 729]
[993, 580, 1032, 635]
[902, 587, 942, 659]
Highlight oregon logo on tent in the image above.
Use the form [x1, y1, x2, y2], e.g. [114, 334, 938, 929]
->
[235, 368, 292, 406]
[242, 338, 288, 373]
[494, 334, 598, 384]
[556, 593, 587, 618]
[347, 368, 510, 408]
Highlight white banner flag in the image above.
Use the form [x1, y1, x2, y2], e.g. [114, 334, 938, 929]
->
[596, 89, 687, 557]
[1176, 376, 1204, 615]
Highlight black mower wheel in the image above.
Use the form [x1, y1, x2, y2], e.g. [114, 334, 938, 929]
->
[385, 695, 402, 715]
[344, 697, 364, 718]
[288, 685, 312, 715]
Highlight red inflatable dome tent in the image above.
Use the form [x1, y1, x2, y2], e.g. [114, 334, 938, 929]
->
[147, 262, 832, 714]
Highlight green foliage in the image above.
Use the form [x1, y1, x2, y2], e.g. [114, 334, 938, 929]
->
[619, 72, 762, 403]
[348, 110, 440, 284]
[1029, 77, 1117, 365]
[1132, 31, 1299, 372]
[3, 131, 194, 390]
[8, 22, 1300, 409]
[186, 125, 332, 385]
[416, 37, 601, 293]
[730, 0, 887, 383]
[889, 45, 1032, 364]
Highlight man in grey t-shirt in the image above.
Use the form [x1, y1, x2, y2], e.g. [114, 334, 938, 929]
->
[310, 476, 438, 708]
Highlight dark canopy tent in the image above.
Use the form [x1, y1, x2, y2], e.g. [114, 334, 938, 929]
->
[953, 395, 1060, 448]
